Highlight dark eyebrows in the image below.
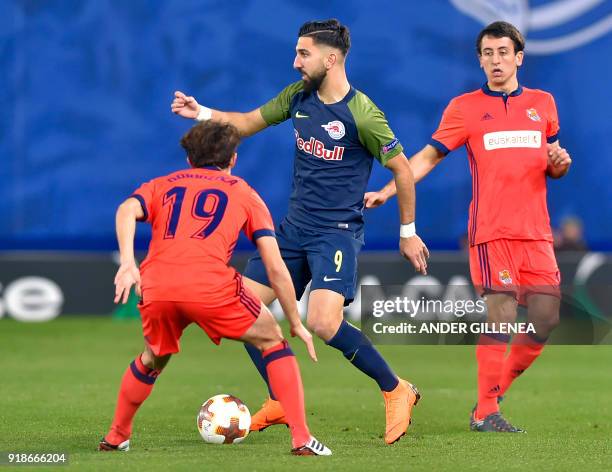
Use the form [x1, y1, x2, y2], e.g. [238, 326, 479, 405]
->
[482, 46, 511, 53]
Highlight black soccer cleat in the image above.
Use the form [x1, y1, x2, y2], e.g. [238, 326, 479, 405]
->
[470, 410, 524, 433]
[469, 396, 505, 429]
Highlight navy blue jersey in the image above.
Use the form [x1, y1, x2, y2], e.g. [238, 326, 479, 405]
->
[260, 81, 403, 233]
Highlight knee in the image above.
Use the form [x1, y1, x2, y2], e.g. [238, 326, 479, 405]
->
[306, 314, 338, 342]
[251, 322, 284, 352]
[486, 298, 517, 323]
[267, 323, 284, 345]
[528, 295, 561, 337]
[141, 351, 171, 371]
[536, 312, 560, 338]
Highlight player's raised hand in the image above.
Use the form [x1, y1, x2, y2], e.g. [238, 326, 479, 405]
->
[363, 191, 389, 209]
[547, 142, 571, 168]
[400, 235, 430, 275]
[290, 322, 318, 362]
[171, 91, 200, 119]
[114, 263, 141, 304]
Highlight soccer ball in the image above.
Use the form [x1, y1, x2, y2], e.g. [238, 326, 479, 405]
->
[196, 394, 251, 444]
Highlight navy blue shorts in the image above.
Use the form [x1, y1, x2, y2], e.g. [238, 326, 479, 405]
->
[244, 219, 364, 305]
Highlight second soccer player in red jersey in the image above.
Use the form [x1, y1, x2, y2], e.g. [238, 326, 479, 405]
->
[99, 121, 331, 455]
[365, 21, 572, 432]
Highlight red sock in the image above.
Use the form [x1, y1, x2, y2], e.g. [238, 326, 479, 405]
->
[475, 334, 509, 419]
[105, 355, 160, 445]
[262, 341, 310, 448]
[499, 333, 545, 396]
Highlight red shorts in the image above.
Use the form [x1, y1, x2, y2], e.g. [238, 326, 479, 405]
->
[139, 284, 261, 356]
[469, 239, 560, 305]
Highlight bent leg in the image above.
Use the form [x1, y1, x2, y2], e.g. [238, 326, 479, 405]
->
[242, 276, 279, 399]
[104, 344, 170, 446]
[240, 306, 310, 448]
[308, 289, 399, 392]
[499, 293, 560, 396]
[241, 222, 310, 400]
[104, 300, 182, 447]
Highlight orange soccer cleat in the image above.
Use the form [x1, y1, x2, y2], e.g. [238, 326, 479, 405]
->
[382, 379, 421, 444]
[249, 397, 288, 432]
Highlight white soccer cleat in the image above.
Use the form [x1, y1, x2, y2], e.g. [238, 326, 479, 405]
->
[98, 438, 130, 452]
[291, 436, 332, 456]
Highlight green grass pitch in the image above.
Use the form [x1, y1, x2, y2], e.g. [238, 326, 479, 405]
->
[1, 317, 611, 471]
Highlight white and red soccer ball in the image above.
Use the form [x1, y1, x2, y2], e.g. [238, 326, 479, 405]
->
[196, 394, 251, 444]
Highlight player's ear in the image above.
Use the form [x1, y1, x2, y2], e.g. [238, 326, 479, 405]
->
[186, 156, 194, 168]
[515, 51, 524, 67]
[229, 152, 237, 168]
[326, 52, 337, 69]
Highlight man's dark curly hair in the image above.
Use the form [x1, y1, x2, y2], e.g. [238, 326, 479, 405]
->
[180, 121, 241, 169]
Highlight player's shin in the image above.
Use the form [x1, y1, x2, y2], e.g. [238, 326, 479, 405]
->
[327, 320, 399, 391]
[105, 354, 161, 445]
[475, 334, 509, 419]
[262, 340, 310, 448]
[499, 333, 546, 396]
[243, 342, 276, 400]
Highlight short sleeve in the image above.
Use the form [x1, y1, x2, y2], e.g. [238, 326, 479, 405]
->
[347, 91, 404, 166]
[243, 187, 275, 242]
[259, 81, 304, 126]
[546, 94, 560, 143]
[130, 180, 155, 222]
[430, 98, 468, 155]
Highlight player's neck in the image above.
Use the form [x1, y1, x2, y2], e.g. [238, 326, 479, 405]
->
[487, 76, 520, 95]
[317, 71, 350, 104]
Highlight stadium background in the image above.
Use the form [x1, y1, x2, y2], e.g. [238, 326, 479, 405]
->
[1, 0, 611, 322]
[2, 0, 611, 252]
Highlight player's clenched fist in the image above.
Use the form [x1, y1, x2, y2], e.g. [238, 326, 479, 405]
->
[547, 142, 571, 168]
[400, 235, 430, 275]
[171, 91, 200, 119]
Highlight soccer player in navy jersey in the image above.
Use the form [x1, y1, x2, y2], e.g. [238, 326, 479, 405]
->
[171, 19, 429, 444]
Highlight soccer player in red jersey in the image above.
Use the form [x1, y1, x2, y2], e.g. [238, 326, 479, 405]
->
[99, 121, 331, 455]
[365, 21, 572, 432]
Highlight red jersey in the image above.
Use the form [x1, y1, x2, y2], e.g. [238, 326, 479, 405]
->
[131, 167, 275, 303]
[431, 84, 560, 246]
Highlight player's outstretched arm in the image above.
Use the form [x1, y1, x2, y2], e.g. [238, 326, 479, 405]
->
[171, 91, 268, 137]
[114, 198, 143, 304]
[385, 153, 430, 275]
[546, 141, 572, 179]
[256, 236, 317, 361]
[364, 145, 444, 209]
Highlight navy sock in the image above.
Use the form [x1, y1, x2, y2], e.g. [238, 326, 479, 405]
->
[244, 342, 276, 400]
[327, 320, 399, 392]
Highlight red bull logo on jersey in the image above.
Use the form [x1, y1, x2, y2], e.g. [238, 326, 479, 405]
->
[321, 120, 346, 140]
[294, 129, 345, 161]
[499, 270, 513, 285]
[526, 108, 541, 122]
